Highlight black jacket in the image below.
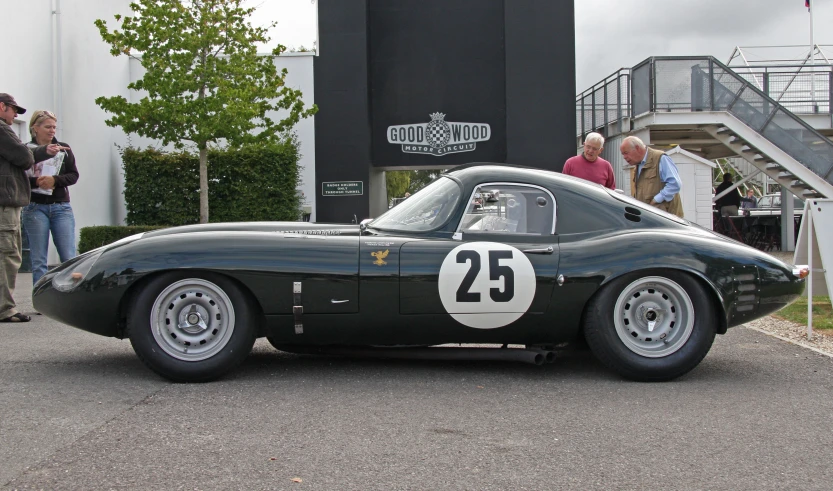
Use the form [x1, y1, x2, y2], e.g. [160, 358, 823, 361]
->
[715, 181, 741, 209]
[29, 137, 79, 204]
[0, 121, 43, 207]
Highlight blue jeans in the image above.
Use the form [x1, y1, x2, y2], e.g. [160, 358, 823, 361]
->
[21, 202, 76, 284]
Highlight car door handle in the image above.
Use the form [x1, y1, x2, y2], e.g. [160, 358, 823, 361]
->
[331, 299, 350, 304]
[522, 246, 554, 254]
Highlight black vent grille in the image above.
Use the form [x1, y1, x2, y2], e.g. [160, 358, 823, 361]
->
[730, 266, 759, 321]
[624, 206, 642, 222]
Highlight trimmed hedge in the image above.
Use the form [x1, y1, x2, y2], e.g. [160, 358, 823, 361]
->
[122, 139, 302, 226]
[78, 225, 165, 254]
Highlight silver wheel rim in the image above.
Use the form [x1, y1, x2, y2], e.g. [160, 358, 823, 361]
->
[150, 279, 236, 361]
[613, 276, 695, 358]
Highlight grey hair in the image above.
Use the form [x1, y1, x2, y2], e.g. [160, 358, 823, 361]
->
[584, 132, 604, 147]
[621, 135, 646, 151]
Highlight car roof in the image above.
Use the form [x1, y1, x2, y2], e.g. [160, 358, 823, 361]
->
[446, 162, 607, 195]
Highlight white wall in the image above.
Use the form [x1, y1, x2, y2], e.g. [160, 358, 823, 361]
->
[2, 0, 133, 265]
[666, 149, 716, 229]
[693, 161, 715, 229]
[4, 1, 318, 266]
[268, 53, 316, 222]
[600, 135, 630, 194]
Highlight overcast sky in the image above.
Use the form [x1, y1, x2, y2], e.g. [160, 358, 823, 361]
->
[254, 0, 832, 92]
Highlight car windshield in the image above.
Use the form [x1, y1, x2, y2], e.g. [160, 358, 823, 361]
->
[369, 176, 462, 232]
[759, 195, 804, 209]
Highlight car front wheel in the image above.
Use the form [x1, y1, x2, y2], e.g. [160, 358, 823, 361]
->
[128, 272, 258, 382]
[584, 271, 717, 382]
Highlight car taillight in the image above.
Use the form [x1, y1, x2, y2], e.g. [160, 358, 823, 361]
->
[792, 266, 810, 279]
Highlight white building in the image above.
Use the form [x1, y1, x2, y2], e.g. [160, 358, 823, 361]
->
[664, 146, 717, 229]
[3, 0, 317, 263]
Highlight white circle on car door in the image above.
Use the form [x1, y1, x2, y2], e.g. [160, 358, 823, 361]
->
[438, 242, 536, 329]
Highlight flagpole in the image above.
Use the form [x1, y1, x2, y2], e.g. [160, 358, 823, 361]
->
[810, 0, 817, 112]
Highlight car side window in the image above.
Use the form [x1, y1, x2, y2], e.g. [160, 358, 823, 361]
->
[459, 184, 554, 236]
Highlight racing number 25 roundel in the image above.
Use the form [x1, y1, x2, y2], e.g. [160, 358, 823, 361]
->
[438, 242, 536, 329]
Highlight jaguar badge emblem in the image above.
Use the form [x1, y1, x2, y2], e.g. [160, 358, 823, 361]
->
[371, 249, 389, 266]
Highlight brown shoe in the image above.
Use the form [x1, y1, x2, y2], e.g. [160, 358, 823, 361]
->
[0, 313, 31, 322]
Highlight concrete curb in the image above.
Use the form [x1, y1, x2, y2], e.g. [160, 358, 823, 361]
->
[745, 325, 833, 359]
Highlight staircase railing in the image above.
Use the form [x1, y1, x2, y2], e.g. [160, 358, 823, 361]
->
[729, 64, 832, 114]
[576, 68, 630, 139]
[580, 56, 833, 187]
[651, 57, 833, 185]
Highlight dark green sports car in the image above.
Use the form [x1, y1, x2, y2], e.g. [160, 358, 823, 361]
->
[34, 164, 808, 382]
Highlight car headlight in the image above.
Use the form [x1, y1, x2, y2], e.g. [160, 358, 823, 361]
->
[52, 249, 105, 292]
[51, 232, 146, 292]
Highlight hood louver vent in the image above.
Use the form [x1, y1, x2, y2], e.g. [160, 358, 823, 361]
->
[731, 266, 760, 320]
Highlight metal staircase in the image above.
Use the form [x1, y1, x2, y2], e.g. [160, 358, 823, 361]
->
[705, 123, 826, 199]
[577, 56, 833, 200]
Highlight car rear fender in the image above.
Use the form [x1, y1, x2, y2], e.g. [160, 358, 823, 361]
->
[595, 267, 729, 335]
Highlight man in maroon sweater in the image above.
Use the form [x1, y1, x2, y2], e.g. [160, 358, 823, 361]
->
[562, 132, 616, 189]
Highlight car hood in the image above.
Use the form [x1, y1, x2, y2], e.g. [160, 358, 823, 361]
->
[142, 222, 362, 238]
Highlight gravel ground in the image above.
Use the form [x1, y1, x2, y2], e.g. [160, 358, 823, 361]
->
[745, 317, 833, 358]
[743, 250, 833, 358]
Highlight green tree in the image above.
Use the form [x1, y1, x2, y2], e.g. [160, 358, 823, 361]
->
[95, 0, 317, 223]
[386, 170, 411, 203]
[408, 169, 441, 193]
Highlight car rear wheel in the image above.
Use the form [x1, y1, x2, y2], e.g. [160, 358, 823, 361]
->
[128, 272, 257, 382]
[583, 271, 717, 382]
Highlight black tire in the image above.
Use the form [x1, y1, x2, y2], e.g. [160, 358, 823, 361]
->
[583, 270, 717, 382]
[127, 272, 258, 382]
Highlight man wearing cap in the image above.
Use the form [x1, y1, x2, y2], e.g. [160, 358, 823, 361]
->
[0, 93, 54, 322]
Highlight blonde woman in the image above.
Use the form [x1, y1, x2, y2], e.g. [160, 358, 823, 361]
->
[21, 110, 79, 284]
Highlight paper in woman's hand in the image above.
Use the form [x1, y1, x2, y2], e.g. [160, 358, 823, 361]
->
[26, 150, 65, 195]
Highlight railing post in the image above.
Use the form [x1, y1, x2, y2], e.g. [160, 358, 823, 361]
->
[627, 69, 634, 131]
[591, 88, 596, 131]
[580, 95, 585, 138]
[603, 76, 609, 137]
[616, 72, 623, 135]
[650, 59, 656, 112]
[762, 71, 770, 98]
[762, 72, 770, 121]
[709, 59, 715, 110]
[828, 70, 832, 116]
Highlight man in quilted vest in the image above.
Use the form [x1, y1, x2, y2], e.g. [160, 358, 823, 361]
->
[620, 136, 684, 218]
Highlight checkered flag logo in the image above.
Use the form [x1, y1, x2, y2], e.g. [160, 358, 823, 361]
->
[425, 112, 451, 148]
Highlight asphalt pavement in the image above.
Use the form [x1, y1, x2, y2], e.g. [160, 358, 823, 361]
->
[2, 272, 833, 490]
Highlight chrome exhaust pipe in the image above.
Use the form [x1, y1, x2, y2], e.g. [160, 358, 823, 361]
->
[526, 347, 556, 364]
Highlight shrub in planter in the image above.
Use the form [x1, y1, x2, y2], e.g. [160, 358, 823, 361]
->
[122, 140, 302, 226]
